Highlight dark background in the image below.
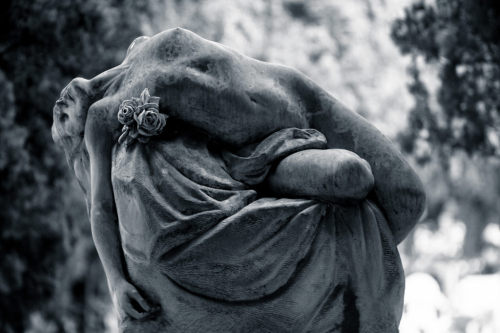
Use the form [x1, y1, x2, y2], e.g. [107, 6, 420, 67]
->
[1, 0, 499, 332]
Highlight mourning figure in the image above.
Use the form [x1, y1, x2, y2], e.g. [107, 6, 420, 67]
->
[52, 28, 425, 332]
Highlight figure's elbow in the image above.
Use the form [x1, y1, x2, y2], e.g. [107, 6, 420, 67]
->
[90, 201, 113, 219]
[406, 175, 427, 223]
[390, 174, 427, 243]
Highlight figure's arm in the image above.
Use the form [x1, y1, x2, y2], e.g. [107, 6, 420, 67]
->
[267, 149, 374, 203]
[296, 73, 426, 243]
[85, 110, 154, 319]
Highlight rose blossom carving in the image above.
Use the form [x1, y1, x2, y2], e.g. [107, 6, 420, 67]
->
[135, 110, 166, 137]
[117, 88, 166, 146]
[118, 99, 139, 125]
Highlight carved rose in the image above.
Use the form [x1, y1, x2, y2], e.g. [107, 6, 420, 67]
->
[135, 109, 166, 137]
[117, 88, 165, 146]
[117, 99, 139, 125]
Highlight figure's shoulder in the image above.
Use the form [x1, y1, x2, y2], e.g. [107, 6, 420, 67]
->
[85, 97, 121, 147]
[153, 27, 199, 48]
[158, 27, 196, 41]
[147, 28, 213, 61]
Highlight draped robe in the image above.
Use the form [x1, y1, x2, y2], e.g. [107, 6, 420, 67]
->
[111, 128, 404, 333]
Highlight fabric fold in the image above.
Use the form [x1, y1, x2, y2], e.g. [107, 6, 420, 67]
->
[111, 127, 404, 332]
[223, 128, 327, 185]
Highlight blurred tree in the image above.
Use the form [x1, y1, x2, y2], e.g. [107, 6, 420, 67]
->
[391, 0, 500, 158]
[449, 154, 500, 257]
[391, 0, 500, 257]
[0, 0, 151, 331]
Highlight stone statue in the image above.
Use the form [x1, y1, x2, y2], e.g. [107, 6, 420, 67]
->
[52, 28, 425, 332]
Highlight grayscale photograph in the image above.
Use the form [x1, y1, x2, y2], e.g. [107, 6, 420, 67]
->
[1, 0, 499, 332]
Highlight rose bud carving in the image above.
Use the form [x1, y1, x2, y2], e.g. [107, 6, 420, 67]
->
[117, 99, 139, 126]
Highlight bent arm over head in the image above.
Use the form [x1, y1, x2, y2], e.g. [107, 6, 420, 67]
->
[267, 149, 374, 203]
[294, 69, 426, 243]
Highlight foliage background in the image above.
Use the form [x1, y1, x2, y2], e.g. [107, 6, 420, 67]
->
[1, 0, 498, 332]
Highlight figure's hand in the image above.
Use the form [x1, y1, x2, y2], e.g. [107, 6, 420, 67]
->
[112, 279, 158, 320]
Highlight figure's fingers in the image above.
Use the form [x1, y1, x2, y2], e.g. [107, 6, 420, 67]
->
[123, 299, 149, 320]
[128, 288, 152, 312]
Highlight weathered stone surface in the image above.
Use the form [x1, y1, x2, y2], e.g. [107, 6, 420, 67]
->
[52, 28, 425, 332]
